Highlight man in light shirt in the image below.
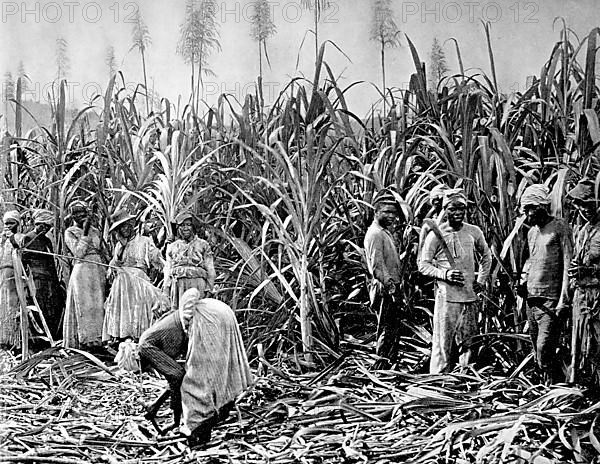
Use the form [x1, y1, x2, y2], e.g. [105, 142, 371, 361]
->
[419, 188, 492, 373]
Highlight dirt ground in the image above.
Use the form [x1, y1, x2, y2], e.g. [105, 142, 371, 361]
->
[1, 343, 600, 464]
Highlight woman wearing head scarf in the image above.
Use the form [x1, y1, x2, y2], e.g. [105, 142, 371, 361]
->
[419, 189, 492, 373]
[164, 211, 215, 311]
[103, 209, 166, 342]
[179, 289, 252, 448]
[0, 210, 24, 348]
[520, 184, 573, 384]
[21, 209, 64, 340]
[63, 200, 107, 349]
[567, 179, 600, 386]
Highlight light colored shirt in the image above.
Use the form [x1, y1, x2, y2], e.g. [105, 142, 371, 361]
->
[419, 222, 492, 303]
[165, 236, 215, 288]
[524, 218, 573, 300]
[364, 221, 401, 287]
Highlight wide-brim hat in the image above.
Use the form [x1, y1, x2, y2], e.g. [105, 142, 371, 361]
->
[174, 210, 201, 228]
[109, 209, 136, 233]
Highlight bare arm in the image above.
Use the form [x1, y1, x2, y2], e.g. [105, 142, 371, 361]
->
[65, 228, 90, 259]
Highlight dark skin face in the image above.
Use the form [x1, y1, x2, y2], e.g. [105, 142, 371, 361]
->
[34, 223, 51, 235]
[117, 219, 135, 239]
[3, 219, 18, 234]
[573, 200, 598, 223]
[72, 208, 88, 227]
[375, 204, 400, 230]
[523, 204, 550, 227]
[431, 198, 443, 214]
[178, 218, 195, 242]
[446, 202, 466, 230]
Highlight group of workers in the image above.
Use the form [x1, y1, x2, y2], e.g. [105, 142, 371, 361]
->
[0, 202, 216, 350]
[1, 178, 599, 443]
[365, 179, 600, 386]
[0, 201, 250, 446]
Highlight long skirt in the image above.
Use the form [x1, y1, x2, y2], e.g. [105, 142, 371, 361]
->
[170, 277, 207, 311]
[0, 267, 20, 348]
[63, 261, 106, 348]
[570, 287, 600, 386]
[30, 275, 65, 340]
[103, 267, 166, 341]
[180, 298, 252, 436]
[430, 291, 478, 374]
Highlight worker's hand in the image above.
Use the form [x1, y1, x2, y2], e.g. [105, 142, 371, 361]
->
[446, 270, 465, 286]
[385, 280, 397, 295]
[472, 281, 484, 295]
[34, 223, 47, 235]
[556, 302, 570, 320]
[568, 264, 582, 279]
[516, 282, 528, 298]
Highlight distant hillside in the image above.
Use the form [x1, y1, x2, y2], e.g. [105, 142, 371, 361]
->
[1, 100, 99, 135]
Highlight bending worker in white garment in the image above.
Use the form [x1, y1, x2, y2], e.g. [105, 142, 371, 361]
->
[179, 289, 253, 448]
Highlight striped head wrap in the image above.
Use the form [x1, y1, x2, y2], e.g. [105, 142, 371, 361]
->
[69, 200, 88, 214]
[32, 209, 53, 226]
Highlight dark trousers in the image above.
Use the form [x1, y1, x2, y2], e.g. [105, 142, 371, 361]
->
[138, 344, 185, 418]
[526, 297, 563, 383]
[373, 288, 402, 362]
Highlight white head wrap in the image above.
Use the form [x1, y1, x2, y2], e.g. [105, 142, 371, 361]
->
[442, 188, 468, 209]
[3, 210, 21, 225]
[521, 184, 551, 211]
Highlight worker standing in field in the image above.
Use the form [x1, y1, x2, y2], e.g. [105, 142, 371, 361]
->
[567, 179, 600, 386]
[63, 200, 107, 350]
[520, 184, 573, 384]
[164, 212, 215, 311]
[419, 188, 492, 374]
[103, 209, 166, 343]
[21, 209, 64, 340]
[0, 211, 24, 349]
[364, 189, 404, 369]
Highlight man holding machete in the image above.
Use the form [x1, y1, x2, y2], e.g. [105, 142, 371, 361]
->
[419, 188, 492, 373]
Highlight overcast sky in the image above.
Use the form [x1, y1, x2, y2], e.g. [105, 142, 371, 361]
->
[1, 0, 598, 118]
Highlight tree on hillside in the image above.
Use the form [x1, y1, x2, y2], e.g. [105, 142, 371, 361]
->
[3, 71, 15, 117]
[130, 8, 151, 115]
[370, 0, 400, 116]
[56, 37, 70, 82]
[105, 45, 117, 80]
[250, 0, 276, 110]
[177, 0, 221, 114]
[301, 0, 330, 65]
[428, 37, 449, 90]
